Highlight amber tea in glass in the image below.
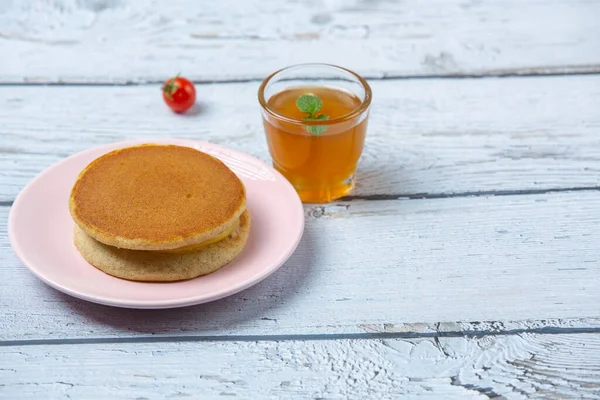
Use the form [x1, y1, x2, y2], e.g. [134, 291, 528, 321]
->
[258, 64, 372, 203]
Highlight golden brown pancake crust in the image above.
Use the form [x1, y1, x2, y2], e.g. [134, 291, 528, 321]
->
[70, 144, 246, 251]
[74, 210, 251, 282]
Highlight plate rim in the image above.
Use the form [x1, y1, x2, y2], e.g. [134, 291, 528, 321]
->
[8, 138, 305, 309]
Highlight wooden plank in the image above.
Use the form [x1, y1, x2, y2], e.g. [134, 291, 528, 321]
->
[2, 190, 599, 341]
[1, 0, 599, 83]
[1, 333, 599, 399]
[2, 75, 600, 202]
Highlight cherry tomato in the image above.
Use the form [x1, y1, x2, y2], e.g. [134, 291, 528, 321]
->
[162, 74, 196, 113]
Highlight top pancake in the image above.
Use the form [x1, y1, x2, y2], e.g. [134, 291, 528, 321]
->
[69, 144, 246, 251]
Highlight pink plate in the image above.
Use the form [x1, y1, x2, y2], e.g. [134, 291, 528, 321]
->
[8, 139, 304, 309]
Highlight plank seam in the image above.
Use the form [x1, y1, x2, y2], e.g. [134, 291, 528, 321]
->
[2, 186, 599, 208]
[0, 69, 599, 86]
[2, 326, 600, 348]
[343, 186, 600, 201]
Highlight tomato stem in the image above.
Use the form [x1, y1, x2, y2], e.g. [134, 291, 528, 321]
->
[162, 73, 181, 101]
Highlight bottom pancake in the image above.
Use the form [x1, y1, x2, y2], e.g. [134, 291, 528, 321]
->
[74, 210, 250, 282]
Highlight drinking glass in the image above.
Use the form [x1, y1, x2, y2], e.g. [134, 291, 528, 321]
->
[258, 63, 372, 203]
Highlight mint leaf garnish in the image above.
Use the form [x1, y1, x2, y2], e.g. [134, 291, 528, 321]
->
[303, 114, 329, 121]
[296, 94, 329, 136]
[304, 125, 328, 136]
[296, 95, 322, 116]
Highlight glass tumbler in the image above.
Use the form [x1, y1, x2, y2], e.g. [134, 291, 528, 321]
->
[258, 63, 372, 203]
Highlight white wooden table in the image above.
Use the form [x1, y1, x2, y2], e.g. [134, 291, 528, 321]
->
[1, 1, 600, 398]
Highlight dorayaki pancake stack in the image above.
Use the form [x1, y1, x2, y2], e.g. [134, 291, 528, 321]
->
[69, 144, 250, 282]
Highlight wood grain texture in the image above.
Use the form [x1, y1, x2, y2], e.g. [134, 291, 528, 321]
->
[1, 333, 599, 399]
[2, 1, 599, 394]
[2, 75, 600, 202]
[2, 190, 599, 341]
[0, 0, 599, 83]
